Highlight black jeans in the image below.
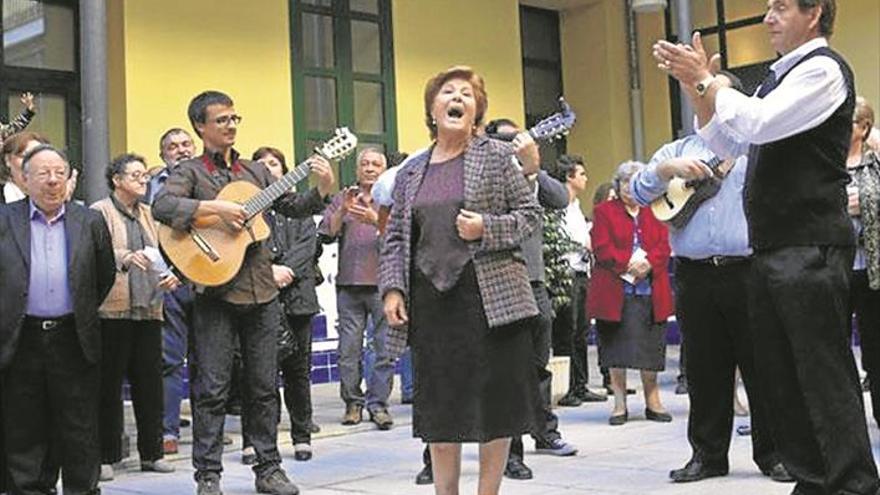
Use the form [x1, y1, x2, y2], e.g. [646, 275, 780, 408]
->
[674, 258, 777, 470]
[552, 271, 590, 393]
[510, 284, 560, 459]
[3, 322, 100, 495]
[851, 269, 880, 428]
[750, 246, 878, 495]
[190, 296, 282, 477]
[99, 318, 164, 464]
[242, 313, 316, 448]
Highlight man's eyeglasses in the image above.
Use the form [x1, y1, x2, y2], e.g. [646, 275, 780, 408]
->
[212, 114, 243, 127]
[122, 171, 149, 182]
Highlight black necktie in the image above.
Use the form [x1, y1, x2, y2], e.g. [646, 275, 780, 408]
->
[756, 70, 779, 98]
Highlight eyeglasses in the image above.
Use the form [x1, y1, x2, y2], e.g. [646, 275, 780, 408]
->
[212, 114, 243, 127]
[122, 171, 149, 182]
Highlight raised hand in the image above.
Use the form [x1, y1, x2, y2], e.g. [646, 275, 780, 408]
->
[309, 155, 335, 197]
[512, 131, 540, 174]
[20, 92, 35, 112]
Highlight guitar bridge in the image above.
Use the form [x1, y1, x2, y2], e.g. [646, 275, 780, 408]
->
[191, 231, 220, 262]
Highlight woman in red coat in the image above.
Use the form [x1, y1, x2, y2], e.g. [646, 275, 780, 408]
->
[587, 161, 674, 426]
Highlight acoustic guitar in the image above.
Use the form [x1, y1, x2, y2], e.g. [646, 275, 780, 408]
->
[158, 128, 358, 287]
[651, 155, 726, 230]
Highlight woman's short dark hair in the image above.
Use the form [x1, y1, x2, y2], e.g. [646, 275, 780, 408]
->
[187, 91, 234, 137]
[106, 153, 146, 190]
[1, 131, 50, 181]
[423, 66, 488, 140]
[592, 182, 615, 206]
[485, 118, 518, 135]
[252, 146, 288, 174]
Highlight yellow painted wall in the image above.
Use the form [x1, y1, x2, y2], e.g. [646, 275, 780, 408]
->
[392, 0, 525, 154]
[118, 0, 295, 167]
[835, 0, 880, 112]
[636, 11, 673, 160]
[560, 0, 632, 214]
[107, 0, 126, 157]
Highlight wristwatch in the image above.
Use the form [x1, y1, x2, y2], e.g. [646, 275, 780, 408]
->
[695, 75, 716, 97]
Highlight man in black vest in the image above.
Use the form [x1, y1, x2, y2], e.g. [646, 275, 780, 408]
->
[654, 1, 880, 494]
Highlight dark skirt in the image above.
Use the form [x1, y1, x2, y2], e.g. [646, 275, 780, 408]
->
[597, 294, 667, 371]
[409, 263, 538, 443]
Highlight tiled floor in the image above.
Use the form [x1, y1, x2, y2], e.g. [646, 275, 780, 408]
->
[101, 346, 879, 494]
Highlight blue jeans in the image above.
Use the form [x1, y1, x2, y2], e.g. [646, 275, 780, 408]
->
[336, 286, 394, 411]
[399, 347, 414, 401]
[161, 284, 193, 440]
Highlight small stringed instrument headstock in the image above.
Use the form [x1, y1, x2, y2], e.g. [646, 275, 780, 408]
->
[528, 97, 576, 142]
[314, 127, 359, 162]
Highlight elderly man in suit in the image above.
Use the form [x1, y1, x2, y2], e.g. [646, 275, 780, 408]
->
[0, 144, 115, 495]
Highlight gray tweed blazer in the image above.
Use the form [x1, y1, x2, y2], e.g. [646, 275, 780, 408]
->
[378, 135, 540, 355]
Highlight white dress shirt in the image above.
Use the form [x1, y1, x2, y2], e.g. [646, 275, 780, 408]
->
[697, 37, 847, 158]
[563, 198, 590, 273]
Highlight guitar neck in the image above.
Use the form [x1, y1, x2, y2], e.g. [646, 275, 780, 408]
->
[243, 160, 312, 218]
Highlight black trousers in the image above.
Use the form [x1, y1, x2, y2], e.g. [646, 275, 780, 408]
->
[552, 271, 590, 392]
[510, 284, 560, 459]
[3, 322, 100, 495]
[674, 259, 778, 470]
[190, 296, 282, 477]
[98, 318, 164, 464]
[851, 269, 880, 428]
[242, 313, 316, 448]
[281, 314, 316, 445]
[750, 246, 879, 495]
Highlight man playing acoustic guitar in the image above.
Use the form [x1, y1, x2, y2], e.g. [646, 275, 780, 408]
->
[152, 90, 335, 495]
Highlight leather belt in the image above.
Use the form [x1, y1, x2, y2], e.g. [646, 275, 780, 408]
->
[679, 255, 752, 267]
[24, 314, 74, 331]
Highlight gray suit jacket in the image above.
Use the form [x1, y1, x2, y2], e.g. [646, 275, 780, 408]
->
[379, 135, 541, 354]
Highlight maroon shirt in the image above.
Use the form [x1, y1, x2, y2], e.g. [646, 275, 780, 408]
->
[319, 188, 381, 286]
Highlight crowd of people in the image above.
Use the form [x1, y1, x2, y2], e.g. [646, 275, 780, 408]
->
[0, 1, 878, 495]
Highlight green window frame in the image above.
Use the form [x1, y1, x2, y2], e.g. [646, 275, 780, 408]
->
[0, 0, 81, 165]
[290, 0, 397, 189]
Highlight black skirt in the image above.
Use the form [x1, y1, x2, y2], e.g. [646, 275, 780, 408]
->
[596, 294, 667, 371]
[409, 263, 538, 443]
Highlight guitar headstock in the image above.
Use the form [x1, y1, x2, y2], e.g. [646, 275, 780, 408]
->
[529, 97, 576, 142]
[314, 127, 358, 161]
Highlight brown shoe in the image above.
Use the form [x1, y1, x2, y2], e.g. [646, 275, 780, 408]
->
[163, 438, 179, 455]
[342, 403, 363, 425]
[369, 408, 394, 430]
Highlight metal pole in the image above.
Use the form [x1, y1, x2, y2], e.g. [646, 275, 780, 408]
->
[675, 0, 694, 136]
[626, 0, 646, 161]
[80, 0, 110, 202]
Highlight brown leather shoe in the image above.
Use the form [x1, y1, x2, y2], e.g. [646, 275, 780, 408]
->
[342, 403, 363, 425]
[163, 438, 179, 455]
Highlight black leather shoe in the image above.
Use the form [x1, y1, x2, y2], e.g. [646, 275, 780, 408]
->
[761, 463, 795, 483]
[557, 392, 583, 407]
[579, 389, 608, 402]
[503, 457, 533, 480]
[669, 459, 728, 483]
[608, 411, 628, 426]
[415, 465, 433, 485]
[645, 408, 673, 422]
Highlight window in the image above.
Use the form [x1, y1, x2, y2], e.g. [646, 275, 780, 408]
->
[665, 0, 772, 134]
[0, 0, 80, 163]
[520, 6, 565, 167]
[290, 0, 396, 189]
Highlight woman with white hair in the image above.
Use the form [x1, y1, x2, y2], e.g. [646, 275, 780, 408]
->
[587, 161, 674, 426]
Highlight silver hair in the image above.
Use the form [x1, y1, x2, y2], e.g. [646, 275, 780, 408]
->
[612, 160, 644, 195]
[22, 144, 70, 177]
[356, 146, 387, 166]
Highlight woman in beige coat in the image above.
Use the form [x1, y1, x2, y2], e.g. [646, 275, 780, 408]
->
[91, 154, 178, 480]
